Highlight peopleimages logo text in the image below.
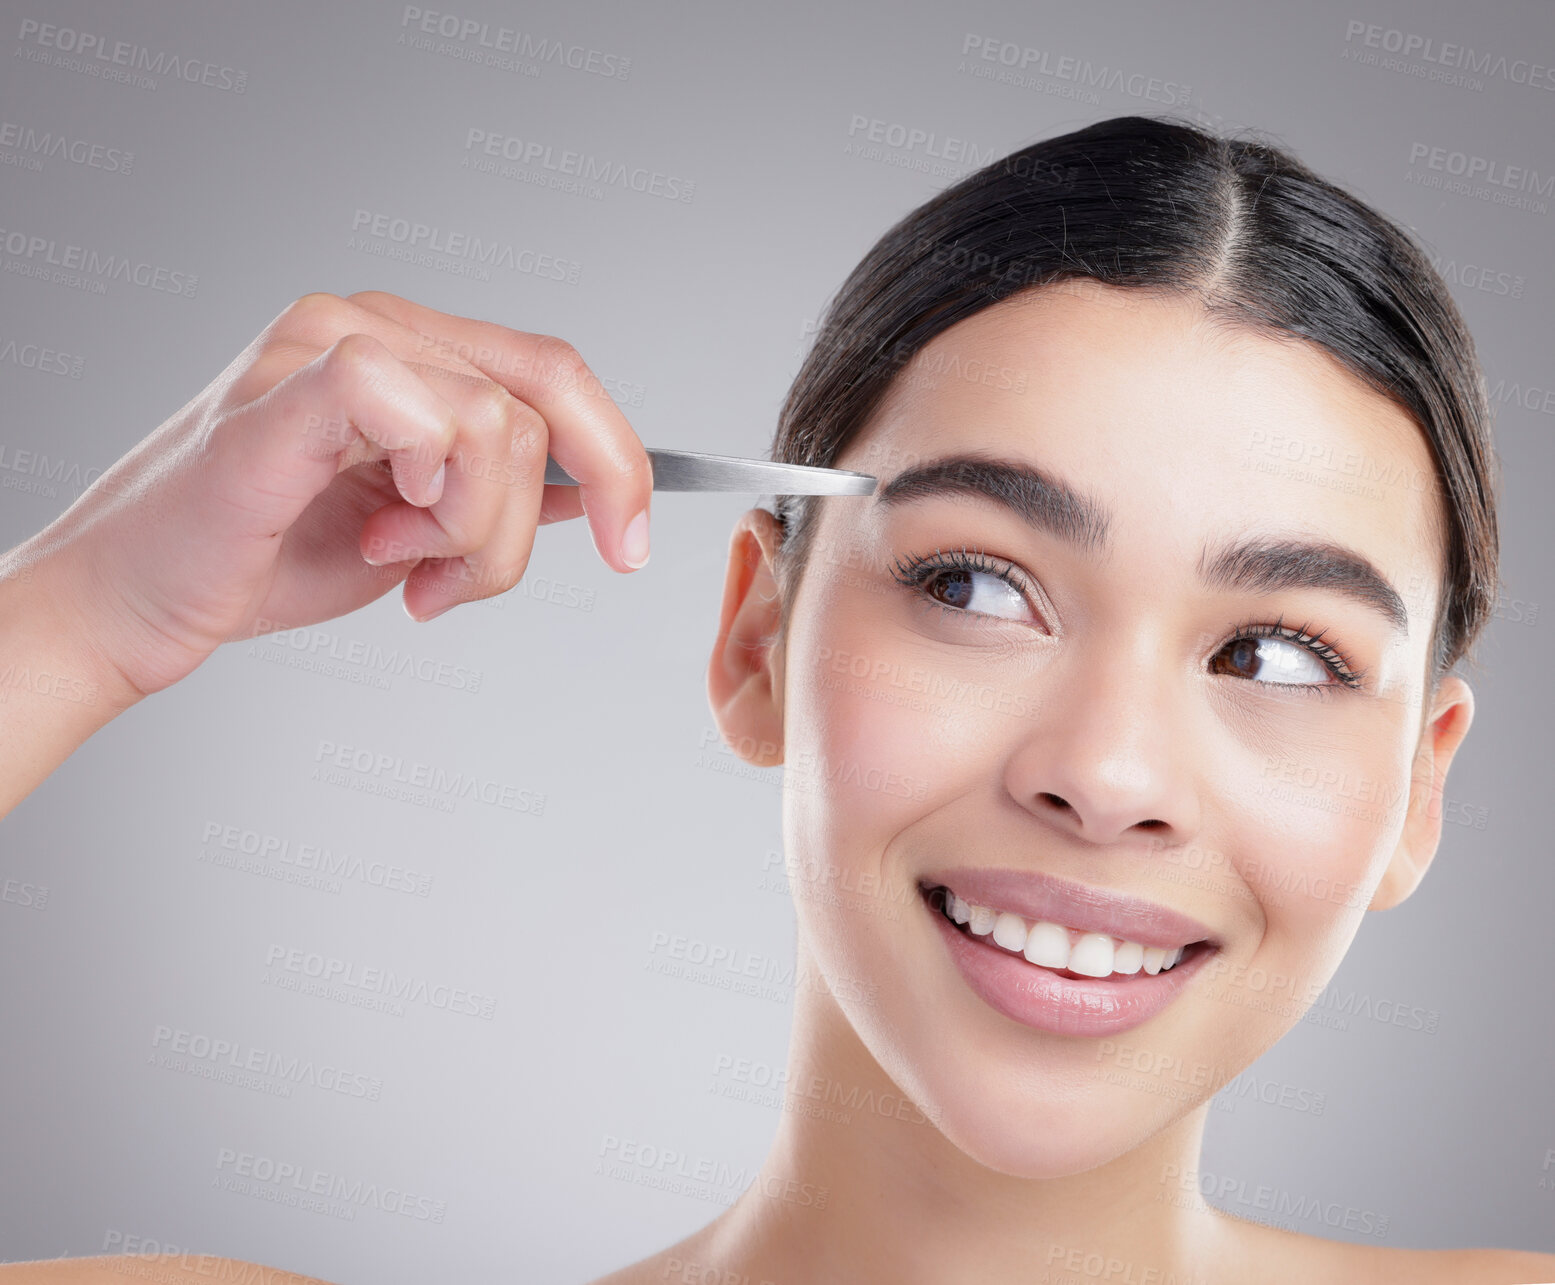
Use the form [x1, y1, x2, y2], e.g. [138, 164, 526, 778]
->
[398, 6, 629, 78]
[215, 1148, 446, 1221]
[263, 945, 498, 1019]
[349, 209, 581, 283]
[152, 1025, 384, 1100]
[15, 18, 247, 91]
[1408, 144, 1554, 197]
[1343, 21, 1555, 90]
[0, 225, 197, 297]
[0, 120, 133, 173]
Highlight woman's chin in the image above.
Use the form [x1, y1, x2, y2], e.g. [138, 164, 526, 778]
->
[915, 1079, 1162, 1181]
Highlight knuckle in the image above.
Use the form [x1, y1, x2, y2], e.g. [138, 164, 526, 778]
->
[506, 401, 548, 462]
[321, 331, 389, 382]
[618, 443, 652, 481]
[281, 291, 351, 332]
[468, 381, 517, 439]
[346, 289, 402, 310]
[529, 333, 589, 390]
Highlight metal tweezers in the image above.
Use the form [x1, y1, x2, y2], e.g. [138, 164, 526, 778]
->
[544, 448, 877, 495]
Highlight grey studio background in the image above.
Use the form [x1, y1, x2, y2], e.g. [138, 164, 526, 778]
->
[1, 0, 1552, 1280]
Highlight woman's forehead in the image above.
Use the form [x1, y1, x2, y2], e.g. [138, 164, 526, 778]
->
[861, 285, 1414, 452]
[828, 286, 1446, 619]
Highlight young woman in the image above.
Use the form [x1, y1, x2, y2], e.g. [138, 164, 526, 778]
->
[1, 116, 1550, 1284]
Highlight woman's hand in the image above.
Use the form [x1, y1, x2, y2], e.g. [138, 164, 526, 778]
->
[12, 290, 653, 703]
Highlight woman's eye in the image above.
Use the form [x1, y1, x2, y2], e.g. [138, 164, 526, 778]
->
[1210, 635, 1333, 686]
[894, 554, 1361, 688]
[889, 548, 1043, 630]
[918, 567, 1031, 621]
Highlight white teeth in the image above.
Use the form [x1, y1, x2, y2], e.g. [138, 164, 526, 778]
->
[992, 912, 1028, 951]
[1068, 932, 1116, 978]
[1023, 921, 1071, 970]
[938, 890, 1201, 980]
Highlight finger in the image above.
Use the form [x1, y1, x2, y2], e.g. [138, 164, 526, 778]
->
[248, 292, 530, 507]
[408, 418, 576, 619]
[397, 482, 589, 621]
[361, 392, 592, 619]
[366, 381, 588, 620]
[215, 332, 457, 541]
[538, 485, 586, 525]
[355, 361, 532, 575]
[256, 292, 490, 385]
[345, 291, 652, 573]
[243, 291, 496, 475]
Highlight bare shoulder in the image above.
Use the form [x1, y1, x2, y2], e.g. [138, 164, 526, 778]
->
[1417, 1247, 1555, 1283]
[587, 1226, 1555, 1285]
[0, 1254, 338, 1283]
[1207, 1215, 1555, 1285]
[1303, 1237, 1555, 1284]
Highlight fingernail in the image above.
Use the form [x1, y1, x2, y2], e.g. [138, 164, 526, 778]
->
[425, 461, 446, 506]
[620, 507, 650, 569]
[405, 599, 454, 623]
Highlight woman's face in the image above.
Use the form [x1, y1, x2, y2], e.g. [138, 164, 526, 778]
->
[718, 280, 1472, 1180]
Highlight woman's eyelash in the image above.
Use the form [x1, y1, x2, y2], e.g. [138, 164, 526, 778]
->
[1224, 616, 1368, 690]
[888, 546, 1038, 621]
[887, 547, 1367, 691]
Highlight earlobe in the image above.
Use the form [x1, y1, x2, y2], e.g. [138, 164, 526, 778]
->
[705, 509, 788, 768]
[1370, 674, 1476, 911]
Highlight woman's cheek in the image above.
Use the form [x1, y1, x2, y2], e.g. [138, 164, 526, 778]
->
[789, 619, 1012, 839]
[780, 614, 989, 965]
[1213, 741, 1410, 1018]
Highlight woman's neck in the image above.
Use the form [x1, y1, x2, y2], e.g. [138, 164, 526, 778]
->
[702, 941, 1238, 1284]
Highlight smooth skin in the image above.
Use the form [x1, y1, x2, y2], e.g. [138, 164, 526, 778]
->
[1, 287, 1549, 1284]
[0, 291, 652, 1281]
[600, 283, 1554, 1284]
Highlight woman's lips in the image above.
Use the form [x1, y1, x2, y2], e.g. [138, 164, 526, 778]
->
[918, 865, 1219, 950]
[921, 884, 1217, 1037]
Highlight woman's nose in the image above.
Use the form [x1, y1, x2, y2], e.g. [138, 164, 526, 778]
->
[999, 637, 1203, 848]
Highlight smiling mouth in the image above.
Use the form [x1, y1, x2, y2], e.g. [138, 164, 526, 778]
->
[920, 882, 1215, 982]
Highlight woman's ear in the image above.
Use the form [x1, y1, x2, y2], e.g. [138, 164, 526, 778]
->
[1370, 673, 1476, 911]
[706, 508, 787, 768]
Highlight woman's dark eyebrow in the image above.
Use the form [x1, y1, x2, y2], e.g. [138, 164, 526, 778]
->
[874, 453, 1409, 635]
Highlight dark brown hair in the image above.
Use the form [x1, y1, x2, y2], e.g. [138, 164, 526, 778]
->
[765, 114, 1499, 683]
